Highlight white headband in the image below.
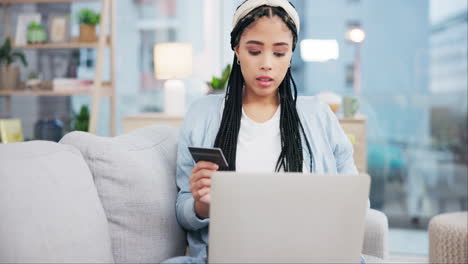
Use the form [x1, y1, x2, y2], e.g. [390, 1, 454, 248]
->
[232, 0, 300, 33]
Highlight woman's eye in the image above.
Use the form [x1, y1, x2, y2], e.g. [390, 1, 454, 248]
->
[274, 53, 286, 57]
[249, 51, 261, 55]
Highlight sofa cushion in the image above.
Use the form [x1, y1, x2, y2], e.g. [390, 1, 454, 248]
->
[0, 141, 114, 263]
[59, 125, 186, 263]
[362, 209, 389, 259]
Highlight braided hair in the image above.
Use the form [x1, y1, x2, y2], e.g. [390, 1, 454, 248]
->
[214, 3, 314, 172]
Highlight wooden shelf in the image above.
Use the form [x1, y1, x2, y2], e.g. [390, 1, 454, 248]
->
[0, 83, 113, 96]
[1, 0, 116, 135]
[13, 41, 108, 49]
[1, 0, 99, 4]
[12, 37, 111, 49]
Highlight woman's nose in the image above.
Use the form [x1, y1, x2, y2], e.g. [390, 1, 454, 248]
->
[260, 55, 273, 71]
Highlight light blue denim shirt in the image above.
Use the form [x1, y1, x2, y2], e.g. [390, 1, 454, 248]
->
[175, 94, 367, 258]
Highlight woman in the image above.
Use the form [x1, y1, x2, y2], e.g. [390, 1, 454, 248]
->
[162, 0, 368, 263]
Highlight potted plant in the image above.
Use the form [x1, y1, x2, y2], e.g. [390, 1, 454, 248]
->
[78, 8, 100, 42]
[25, 71, 42, 90]
[71, 105, 90, 132]
[0, 38, 28, 91]
[27, 22, 47, 44]
[206, 64, 231, 94]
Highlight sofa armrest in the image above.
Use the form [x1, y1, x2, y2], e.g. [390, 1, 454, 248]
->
[362, 209, 389, 260]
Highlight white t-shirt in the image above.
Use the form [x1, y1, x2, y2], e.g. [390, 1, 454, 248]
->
[236, 106, 282, 172]
[236, 105, 309, 172]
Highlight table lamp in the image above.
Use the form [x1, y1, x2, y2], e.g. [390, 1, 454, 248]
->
[153, 43, 192, 115]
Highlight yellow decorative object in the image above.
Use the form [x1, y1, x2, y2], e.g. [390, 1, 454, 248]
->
[0, 119, 24, 143]
[347, 134, 356, 145]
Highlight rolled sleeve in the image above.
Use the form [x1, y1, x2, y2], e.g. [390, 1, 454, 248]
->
[175, 106, 211, 231]
[178, 194, 210, 230]
[322, 105, 358, 175]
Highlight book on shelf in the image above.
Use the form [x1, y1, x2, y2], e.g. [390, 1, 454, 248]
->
[52, 78, 93, 91]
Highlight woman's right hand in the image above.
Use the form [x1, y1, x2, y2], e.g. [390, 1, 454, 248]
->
[190, 161, 219, 218]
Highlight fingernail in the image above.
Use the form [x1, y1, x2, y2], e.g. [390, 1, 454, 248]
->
[213, 164, 219, 169]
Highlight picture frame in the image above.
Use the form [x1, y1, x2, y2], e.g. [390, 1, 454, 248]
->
[0, 119, 24, 143]
[15, 13, 41, 45]
[48, 14, 70, 43]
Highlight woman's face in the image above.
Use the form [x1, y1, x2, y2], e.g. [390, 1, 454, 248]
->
[235, 15, 294, 100]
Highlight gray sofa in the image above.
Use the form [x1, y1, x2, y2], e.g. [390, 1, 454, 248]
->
[0, 125, 388, 263]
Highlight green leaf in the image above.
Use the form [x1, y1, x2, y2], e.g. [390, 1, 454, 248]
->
[79, 105, 89, 118]
[72, 105, 90, 131]
[11, 52, 28, 67]
[78, 8, 100, 25]
[206, 64, 232, 91]
[219, 80, 226, 90]
[222, 64, 231, 80]
[4, 38, 11, 55]
[212, 77, 221, 89]
[27, 22, 43, 30]
[0, 38, 28, 66]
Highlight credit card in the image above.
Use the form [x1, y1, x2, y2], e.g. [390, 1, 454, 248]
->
[188, 147, 229, 168]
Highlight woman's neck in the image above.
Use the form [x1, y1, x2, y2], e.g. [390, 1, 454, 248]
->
[242, 91, 280, 123]
[243, 89, 279, 106]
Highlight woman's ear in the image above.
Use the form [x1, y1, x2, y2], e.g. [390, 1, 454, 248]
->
[234, 46, 240, 58]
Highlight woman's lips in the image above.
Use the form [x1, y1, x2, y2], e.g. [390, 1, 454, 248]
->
[256, 77, 273, 88]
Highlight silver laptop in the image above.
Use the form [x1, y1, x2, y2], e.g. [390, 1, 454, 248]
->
[208, 172, 370, 263]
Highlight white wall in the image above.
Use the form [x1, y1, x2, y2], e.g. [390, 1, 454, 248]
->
[180, 0, 234, 104]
